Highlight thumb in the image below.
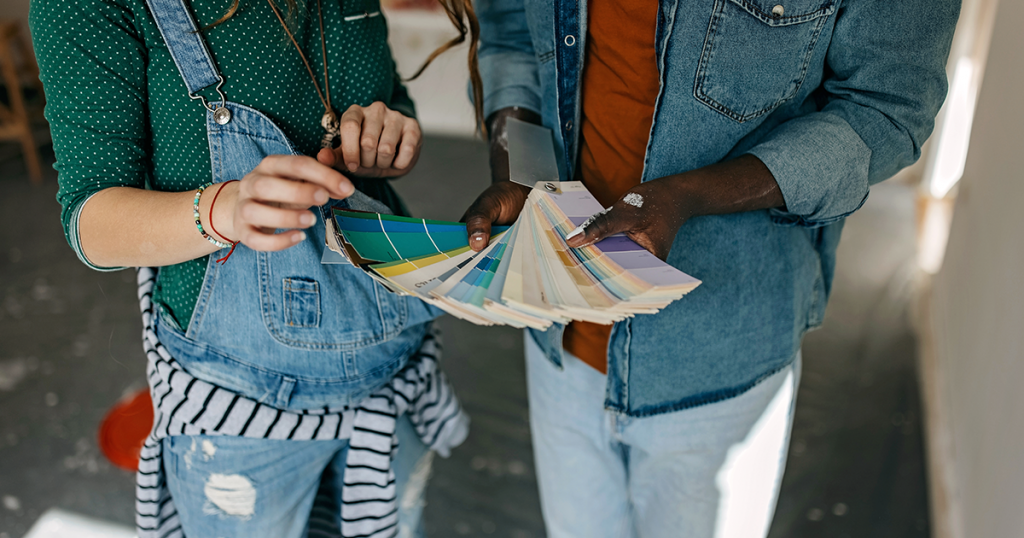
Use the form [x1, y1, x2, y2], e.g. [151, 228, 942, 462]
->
[464, 214, 493, 252]
[461, 198, 499, 252]
[317, 147, 337, 168]
[565, 206, 628, 248]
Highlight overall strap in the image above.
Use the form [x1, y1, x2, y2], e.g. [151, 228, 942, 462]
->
[146, 0, 224, 100]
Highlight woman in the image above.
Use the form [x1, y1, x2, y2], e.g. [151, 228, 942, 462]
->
[29, 0, 482, 536]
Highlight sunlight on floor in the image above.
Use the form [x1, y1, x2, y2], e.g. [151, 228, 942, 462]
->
[23, 509, 134, 538]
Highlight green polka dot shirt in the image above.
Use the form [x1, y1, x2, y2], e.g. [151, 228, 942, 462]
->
[30, 0, 415, 331]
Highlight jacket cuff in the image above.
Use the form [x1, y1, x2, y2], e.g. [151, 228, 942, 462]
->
[747, 112, 871, 227]
[479, 52, 542, 119]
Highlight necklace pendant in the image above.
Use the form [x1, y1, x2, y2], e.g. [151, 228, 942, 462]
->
[320, 110, 340, 149]
[321, 110, 339, 132]
[320, 130, 338, 149]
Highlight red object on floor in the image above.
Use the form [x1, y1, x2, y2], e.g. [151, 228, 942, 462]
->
[98, 388, 154, 472]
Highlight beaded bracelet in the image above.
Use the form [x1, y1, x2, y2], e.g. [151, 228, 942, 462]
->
[193, 182, 233, 249]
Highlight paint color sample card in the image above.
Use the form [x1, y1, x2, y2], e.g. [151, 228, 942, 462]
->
[333, 209, 509, 262]
[324, 182, 701, 328]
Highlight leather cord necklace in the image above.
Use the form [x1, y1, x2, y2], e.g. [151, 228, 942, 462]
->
[267, 0, 341, 148]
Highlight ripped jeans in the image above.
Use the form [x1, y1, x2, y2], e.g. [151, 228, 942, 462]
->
[162, 415, 432, 538]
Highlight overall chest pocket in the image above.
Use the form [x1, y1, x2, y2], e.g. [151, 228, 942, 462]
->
[257, 194, 410, 351]
[695, 0, 835, 122]
[259, 250, 410, 350]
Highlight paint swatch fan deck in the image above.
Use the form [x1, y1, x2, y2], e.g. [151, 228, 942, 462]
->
[324, 182, 700, 328]
[322, 119, 701, 328]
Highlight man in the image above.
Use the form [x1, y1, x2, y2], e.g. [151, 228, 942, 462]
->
[462, 0, 959, 536]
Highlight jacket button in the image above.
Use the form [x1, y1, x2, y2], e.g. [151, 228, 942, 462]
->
[565, 120, 573, 131]
[564, 34, 576, 46]
[771, 4, 785, 16]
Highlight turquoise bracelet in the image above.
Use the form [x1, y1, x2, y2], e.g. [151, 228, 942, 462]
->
[193, 183, 233, 249]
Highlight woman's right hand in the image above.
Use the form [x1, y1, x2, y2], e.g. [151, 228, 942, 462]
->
[216, 155, 355, 251]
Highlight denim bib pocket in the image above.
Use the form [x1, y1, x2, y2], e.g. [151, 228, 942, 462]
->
[283, 277, 320, 328]
[695, 0, 835, 123]
[257, 247, 409, 351]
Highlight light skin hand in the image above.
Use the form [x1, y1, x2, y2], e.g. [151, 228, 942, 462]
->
[316, 102, 422, 178]
[223, 154, 354, 251]
[79, 155, 353, 267]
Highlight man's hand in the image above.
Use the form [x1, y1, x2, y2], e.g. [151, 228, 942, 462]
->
[462, 107, 542, 251]
[316, 102, 422, 179]
[566, 155, 786, 260]
[462, 181, 532, 250]
[565, 177, 693, 260]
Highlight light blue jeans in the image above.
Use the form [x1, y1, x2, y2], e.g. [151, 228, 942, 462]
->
[162, 416, 432, 538]
[525, 335, 800, 538]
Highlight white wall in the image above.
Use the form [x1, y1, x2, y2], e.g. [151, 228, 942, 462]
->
[385, 10, 476, 137]
[925, 0, 1024, 536]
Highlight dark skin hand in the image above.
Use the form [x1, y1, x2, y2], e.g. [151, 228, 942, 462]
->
[462, 107, 539, 250]
[463, 107, 786, 260]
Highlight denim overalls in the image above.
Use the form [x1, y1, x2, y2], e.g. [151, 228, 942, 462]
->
[146, 0, 440, 412]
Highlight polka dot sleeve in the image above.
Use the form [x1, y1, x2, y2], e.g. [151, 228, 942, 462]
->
[30, 0, 149, 270]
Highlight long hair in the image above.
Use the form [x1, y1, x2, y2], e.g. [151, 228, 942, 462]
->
[206, 0, 486, 135]
[406, 0, 485, 135]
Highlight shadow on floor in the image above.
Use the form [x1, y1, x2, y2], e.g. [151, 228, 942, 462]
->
[0, 137, 928, 538]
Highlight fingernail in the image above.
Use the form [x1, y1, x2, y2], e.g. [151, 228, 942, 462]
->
[294, 232, 306, 243]
[565, 225, 586, 240]
[347, 162, 358, 172]
[301, 213, 316, 226]
[471, 233, 486, 243]
[314, 190, 328, 204]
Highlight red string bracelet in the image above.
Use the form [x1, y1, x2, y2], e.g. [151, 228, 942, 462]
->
[209, 180, 240, 264]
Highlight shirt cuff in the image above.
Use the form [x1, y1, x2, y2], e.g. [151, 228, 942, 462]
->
[69, 192, 127, 272]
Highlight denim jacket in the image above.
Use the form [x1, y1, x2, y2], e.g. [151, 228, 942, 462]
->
[476, 0, 959, 416]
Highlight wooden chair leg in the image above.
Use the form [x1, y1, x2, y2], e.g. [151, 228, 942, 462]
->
[0, 27, 42, 183]
[18, 123, 43, 183]
[15, 27, 45, 101]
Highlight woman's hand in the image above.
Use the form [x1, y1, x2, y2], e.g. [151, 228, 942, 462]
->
[316, 102, 422, 179]
[215, 155, 355, 251]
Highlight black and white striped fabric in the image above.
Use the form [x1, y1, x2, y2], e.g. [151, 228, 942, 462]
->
[133, 268, 469, 538]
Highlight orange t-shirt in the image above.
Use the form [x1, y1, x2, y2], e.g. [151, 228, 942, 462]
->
[563, 0, 661, 374]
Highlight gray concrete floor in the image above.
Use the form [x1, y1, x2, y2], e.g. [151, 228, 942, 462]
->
[0, 137, 928, 538]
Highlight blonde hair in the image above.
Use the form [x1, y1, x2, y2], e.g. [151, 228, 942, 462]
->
[206, 0, 486, 135]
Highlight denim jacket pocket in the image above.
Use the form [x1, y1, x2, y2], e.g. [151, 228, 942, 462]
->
[695, 0, 835, 122]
